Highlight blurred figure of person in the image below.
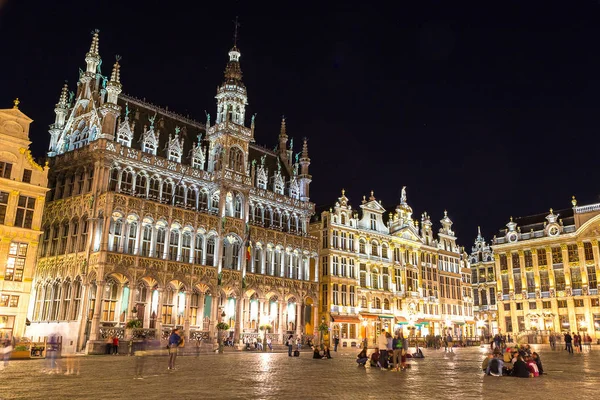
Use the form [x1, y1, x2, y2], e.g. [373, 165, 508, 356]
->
[64, 354, 80, 376]
[564, 332, 573, 354]
[105, 335, 113, 355]
[532, 352, 544, 375]
[287, 335, 293, 357]
[296, 336, 302, 351]
[400, 332, 408, 370]
[322, 346, 332, 359]
[549, 334, 556, 350]
[333, 335, 340, 352]
[392, 332, 403, 371]
[168, 328, 182, 370]
[482, 353, 494, 372]
[112, 336, 119, 355]
[486, 353, 504, 377]
[1, 339, 12, 369]
[267, 337, 272, 351]
[525, 355, 539, 377]
[45, 333, 60, 374]
[312, 346, 321, 359]
[134, 335, 148, 379]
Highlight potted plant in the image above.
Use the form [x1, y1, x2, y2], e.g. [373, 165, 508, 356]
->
[10, 344, 30, 360]
[126, 318, 143, 339]
[259, 323, 272, 352]
[216, 322, 229, 354]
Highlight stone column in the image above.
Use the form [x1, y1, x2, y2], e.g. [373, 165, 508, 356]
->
[183, 290, 192, 341]
[577, 242, 587, 286]
[156, 288, 164, 338]
[296, 302, 302, 336]
[88, 280, 105, 341]
[198, 292, 205, 330]
[278, 301, 284, 339]
[234, 295, 243, 344]
[127, 285, 136, 323]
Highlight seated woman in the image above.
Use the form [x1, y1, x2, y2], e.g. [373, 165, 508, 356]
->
[482, 354, 493, 372]
[486, 353, 504, 377]
[322, 346, 332, 359]
[313, 346, 321, 359]
[356, 348, 368, 366]
[412, 348, 424, 358]
[370, 348, 381, 367]
[525, 356, 539, 377]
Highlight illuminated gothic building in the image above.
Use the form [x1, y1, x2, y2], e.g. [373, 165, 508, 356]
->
[310, 189, 474, 349]
[27, 31, 319, 353]
[469, 227, 498, 337]
[492, 197, 600, 341]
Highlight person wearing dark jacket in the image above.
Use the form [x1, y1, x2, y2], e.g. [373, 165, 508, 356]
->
[532, 352, 544, 375]
[511, 355, 530, 378]
[356, 348, 368, 366]
[564, 333, 573, 354]
[312, 346, 321, 359]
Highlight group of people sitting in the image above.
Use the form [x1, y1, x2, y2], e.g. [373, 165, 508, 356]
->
[355, 330, 424, 371]
[482, 344, 544, 378]
[312, 346, 332, 359]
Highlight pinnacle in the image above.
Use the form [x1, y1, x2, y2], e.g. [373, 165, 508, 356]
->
[110, 57, 121, 83]
[88, 29, 100, 56]
[279, 115, 287, 137]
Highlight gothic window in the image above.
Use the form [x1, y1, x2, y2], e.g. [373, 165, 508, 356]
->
[109, 218, 124, 252]
[162, 180, 174, 204]
[141, 127, 157, 155]
[282, 213, 289, 232]
[181, 231, 192, 263]
[234, 195, 243, 219]
[121, 169, 134, 194]
[141, 224, 152, 257]
[254, 204, 263, 224]
[135, 174, 148, 197]
[192, 144, 205, 170]
[51, 280, 62, 321]
[58, 221, 68, 254]
[289, 180, 299, 199]
[198, 190, 208, 210]
[63, 175, 73, 197]
[383, 298, 390, 310]
[117, 121, 133, 147]
[156, 226, 167, 258]
[101, 279, 119, 322]
[194, 234, 204, 264]
[265, 208, 273, 227]
[59, 280, 72, 321]
[186, 187, 197, 209]
[174, 185, 185, 206]
[149, 176, 160, 200]
[169, 229, 180, 261]
[212, 145, 223, 171]
[126, 221, 137, 255]
[71, 277, 82, 320]
[206, 236, 216, 266]
[79, 216, 89, 252]
[228, 147, 244, 173]
[374, 297, 381, 309]
[109, 169, 119, 191]
[210, 192, 219, 214]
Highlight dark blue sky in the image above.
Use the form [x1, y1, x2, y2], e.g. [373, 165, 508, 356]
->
[1, 0, 599, 247]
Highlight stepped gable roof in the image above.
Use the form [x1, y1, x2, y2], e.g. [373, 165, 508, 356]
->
[497, 207, 574, 235]
[117, 94, 207, 162]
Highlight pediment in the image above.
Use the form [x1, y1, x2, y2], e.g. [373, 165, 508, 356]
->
[392, 225, 423, 243]
[361, 200, 386, 213]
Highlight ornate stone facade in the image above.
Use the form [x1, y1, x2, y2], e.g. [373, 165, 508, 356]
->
[310, 189, 474, 349]
[492, 197, 600, 342]
[27, 32, 318, 353]
[469, 227, 498, 338]
[0, 100, 49, 340]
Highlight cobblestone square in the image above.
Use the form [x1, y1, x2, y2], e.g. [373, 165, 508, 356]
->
[1, 346, 599, 400]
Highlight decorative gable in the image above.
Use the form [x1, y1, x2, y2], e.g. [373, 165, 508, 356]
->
[167, 126, 184, 162]
[191, 134, 205, 170]
[116, 105, 133, 147]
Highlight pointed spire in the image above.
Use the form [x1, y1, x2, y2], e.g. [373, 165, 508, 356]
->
[110, 55, 121, 83]
[280, 115, 287, 138]
[301, 137, 309, 158]
[88, 29, 100, 56]
[58, 83, 68, 106]
[477, 226, 482, 238]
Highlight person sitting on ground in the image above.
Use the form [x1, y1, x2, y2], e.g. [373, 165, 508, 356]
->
[532, 352, 543, 375]
[482, 354, 494, 372]
[486, 353, 504, 376]
[356, 348, 368, 366]
[412, 347, 424, 359]
[525, 355, 539, 377]
[322, 346, 332, 359]
[511, 355, 530, 378]
[370, 348, 381, 367]
[312, 346, 320, 359]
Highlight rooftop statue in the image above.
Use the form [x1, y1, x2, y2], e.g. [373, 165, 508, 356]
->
[260, 154, 266, 166]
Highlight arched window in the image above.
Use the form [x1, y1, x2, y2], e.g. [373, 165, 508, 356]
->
[109, 218, 124, 252]
[382, 244, 389, 259]
[371, 268, 379, 290]
[121, 169, 134, 194]
[222, 237, 241, 270]
[282, 213, 289, 232]
[126, 221, 137, 255]
[181, 231, 192, 263]
[265, 208, 273, 227]
[71, 277, 82, 320]
[194, 234, 204, 264]
[60, 280, 72, 320]
[341, 213, 346, 225]
[174, 185, 185, 206]
[109, 169, 119, 191]
[374, 297, 381, 309]
[234, 195, 243, 219]
[51, 281, 62, 320]
[59, 220, 69, 254]
[198, 190, 208, 210]
[102, 279, 119, 322]
[135, 174, 148, 197]
[79, 216, 89, 252]
[371, 241, 379, 257]
[169, 229, 180, 261]
[149, 176, 160, 200]
[228, 147, 244, 173]
[383, 298, 390, 310]
[156, 226, 167, 258]
[361, 296, 367, 308]
[162, 181, 174, 204]
[210, 192, 219, 214]
[186, 188, 197, 209]
[141, 224, 152, 257]
[206, 236, 216, 266]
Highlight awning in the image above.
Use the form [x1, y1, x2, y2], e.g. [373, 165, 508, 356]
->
[360, 314, 379, 321]
[466, 320, 476, 325]
[453, 321, 466, 326]
[396, 321, 409, 325]
[378, 315, 395, 319]
[331, 315, 361, 324]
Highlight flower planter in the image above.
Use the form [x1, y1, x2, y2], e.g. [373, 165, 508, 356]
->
[10, 350, 31, 360]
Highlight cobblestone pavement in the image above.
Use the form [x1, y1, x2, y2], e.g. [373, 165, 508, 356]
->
[1, 345, 599, 400]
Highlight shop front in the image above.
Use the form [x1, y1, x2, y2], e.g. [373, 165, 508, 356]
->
[331, 315, 361, 349]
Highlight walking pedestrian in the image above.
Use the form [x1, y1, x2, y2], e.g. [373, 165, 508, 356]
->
[447, 332, 454, 353]
[1, 339, 12, 369]
[134, 335, 148, 379]
[549, 333, 556, 350]
[333, 336, 340, 352]
[168, 328, 183, 370]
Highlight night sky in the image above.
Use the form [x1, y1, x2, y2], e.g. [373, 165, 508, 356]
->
[1, 0, 599, 248]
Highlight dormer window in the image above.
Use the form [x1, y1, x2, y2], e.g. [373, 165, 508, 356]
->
[370, 214, 377, 230]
